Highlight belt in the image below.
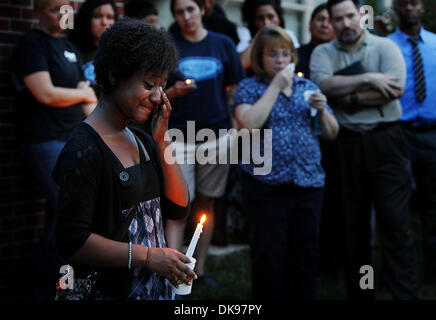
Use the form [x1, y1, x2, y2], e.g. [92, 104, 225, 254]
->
[340, 122, 399, 137]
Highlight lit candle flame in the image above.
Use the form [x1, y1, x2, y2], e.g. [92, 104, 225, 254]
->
[185, 79, 193, 85]
[200, 214, 206, 225]
[297, 72, 304, 78]
[185, 213, 207, 259]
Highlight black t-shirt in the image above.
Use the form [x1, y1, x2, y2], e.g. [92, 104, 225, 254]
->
[296, 42, 315, 80]
[13, 29, 85, 142]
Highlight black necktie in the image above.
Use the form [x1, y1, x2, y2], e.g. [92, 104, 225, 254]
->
[408, 36, 426, 103]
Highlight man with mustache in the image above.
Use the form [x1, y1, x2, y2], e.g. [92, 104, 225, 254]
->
[310, 0, 419, 299]
[388, 0, 436, 285]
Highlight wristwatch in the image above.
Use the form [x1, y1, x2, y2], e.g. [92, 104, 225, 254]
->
[349, 92, 359, 105]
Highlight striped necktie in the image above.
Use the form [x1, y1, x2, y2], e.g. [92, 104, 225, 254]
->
[408, 36, 426, 103]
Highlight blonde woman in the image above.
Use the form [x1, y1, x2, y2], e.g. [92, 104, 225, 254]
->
[13, 0, 97, 215]
[12, 0, 98, 300]
[232, 26, 338, 300]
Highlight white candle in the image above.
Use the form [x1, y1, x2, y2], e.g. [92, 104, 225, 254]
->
[186, 214, 206, 259]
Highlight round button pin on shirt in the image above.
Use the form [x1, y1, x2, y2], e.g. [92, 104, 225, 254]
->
[119, 171, 129, 182]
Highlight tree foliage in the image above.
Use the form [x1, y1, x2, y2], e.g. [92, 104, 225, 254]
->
[422, 0, 436, 33]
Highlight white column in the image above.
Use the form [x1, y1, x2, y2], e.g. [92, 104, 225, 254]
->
[384, 0, 393, 8]
[302, 0, 314, 44]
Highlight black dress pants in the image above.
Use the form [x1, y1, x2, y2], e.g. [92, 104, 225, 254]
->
[240, 172, 324, 300]
[318, 139, 343, 277]
[403, 125, 436, 283]
[337, 124, 419, 299]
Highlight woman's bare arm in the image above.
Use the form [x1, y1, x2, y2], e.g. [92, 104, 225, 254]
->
[23, 71, 97, 107]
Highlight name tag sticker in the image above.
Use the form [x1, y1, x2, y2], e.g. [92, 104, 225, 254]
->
[64, 51, 77, 63]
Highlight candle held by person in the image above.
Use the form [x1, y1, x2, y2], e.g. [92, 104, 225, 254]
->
[185, 214, 206, 259]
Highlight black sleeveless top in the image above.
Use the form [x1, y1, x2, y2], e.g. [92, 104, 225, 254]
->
[104, 131, 160, 210]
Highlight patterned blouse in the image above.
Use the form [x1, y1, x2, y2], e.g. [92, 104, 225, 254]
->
[123, 199, 174, 300]
[232, 75, 332, 188]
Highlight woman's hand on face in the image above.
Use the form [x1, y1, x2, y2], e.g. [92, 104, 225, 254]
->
[271, 64, 294, 91]
[146, 247, 198, 287]
[309, 92, 327, 112]
[151, 87, 171, 143]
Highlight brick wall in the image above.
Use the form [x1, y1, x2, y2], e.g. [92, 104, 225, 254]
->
[0, 0, 124, 299]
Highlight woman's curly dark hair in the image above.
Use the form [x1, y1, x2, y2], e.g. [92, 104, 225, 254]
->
[241, 0, 285, 38]
[94, 18, 178, 95]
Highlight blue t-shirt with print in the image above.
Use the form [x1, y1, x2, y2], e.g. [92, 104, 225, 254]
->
[169, 31, 245, 133]
[232, 75, 332, 188]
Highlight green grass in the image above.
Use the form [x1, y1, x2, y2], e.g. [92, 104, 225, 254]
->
[187, 252, 253, 300]
[184, 214, 436, 300]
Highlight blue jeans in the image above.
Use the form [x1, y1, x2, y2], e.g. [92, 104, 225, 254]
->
[241, 172, 323, 300]
[21, 140, 66, 300]
[21, 140, 65, 214]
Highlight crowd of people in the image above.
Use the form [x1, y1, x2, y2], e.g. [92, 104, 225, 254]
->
[11, 0, 435, 300]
